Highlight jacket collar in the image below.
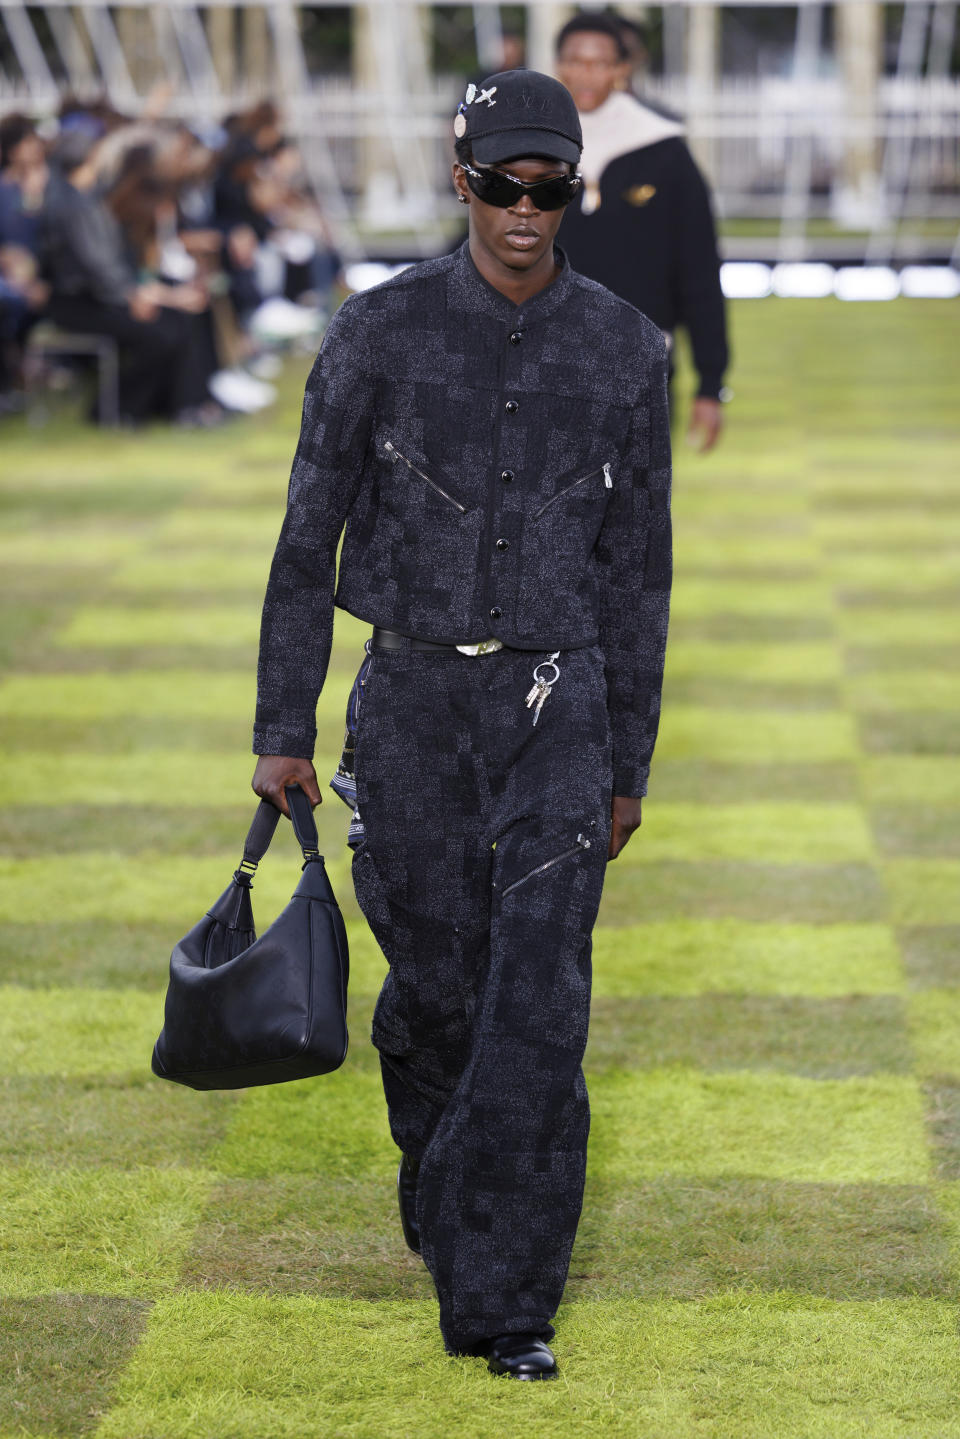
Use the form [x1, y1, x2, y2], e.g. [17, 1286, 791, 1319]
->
[447, 238, 575, 327]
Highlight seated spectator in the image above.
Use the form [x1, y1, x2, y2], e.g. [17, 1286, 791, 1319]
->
[214, 105, 340, 327]
[41, 128, 224, 426]
[0, 114, 50, 407]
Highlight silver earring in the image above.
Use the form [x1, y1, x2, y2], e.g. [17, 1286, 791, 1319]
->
[457, 193, 469, 205]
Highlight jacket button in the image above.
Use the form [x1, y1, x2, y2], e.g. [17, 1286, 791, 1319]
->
[489, 605, 502, 620]
[500, 469, 514, 483]
[495, 537, 509, 551]
[505, 400, 518, 415]
[509, 331, 522, 345]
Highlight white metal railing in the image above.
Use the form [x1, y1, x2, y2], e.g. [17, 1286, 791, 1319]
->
[1, 2, 958, 256]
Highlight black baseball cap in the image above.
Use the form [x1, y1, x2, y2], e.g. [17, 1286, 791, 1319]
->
[453, 69, 582, 166]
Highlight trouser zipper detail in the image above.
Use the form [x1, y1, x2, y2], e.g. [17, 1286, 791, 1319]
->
[502, 832, 592, 897]
[384, 440, 468, 513]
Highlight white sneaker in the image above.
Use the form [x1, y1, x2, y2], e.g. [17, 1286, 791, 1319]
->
[208, 368, 277, 414]
[250, 297, 323, 342]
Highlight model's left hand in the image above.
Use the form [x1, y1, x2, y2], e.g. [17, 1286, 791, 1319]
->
[609, 796, 643, 859]
[687, 396, 724, 453]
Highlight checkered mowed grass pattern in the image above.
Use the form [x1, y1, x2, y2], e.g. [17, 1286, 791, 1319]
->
[1, 299, 958, 1438]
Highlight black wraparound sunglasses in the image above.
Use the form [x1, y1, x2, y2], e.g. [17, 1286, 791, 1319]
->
[458, 160, 582, 212]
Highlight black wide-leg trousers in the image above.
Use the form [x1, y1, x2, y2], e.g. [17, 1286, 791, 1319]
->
[350, 638, 613, 1352]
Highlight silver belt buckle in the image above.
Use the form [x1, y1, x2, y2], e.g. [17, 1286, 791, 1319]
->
[455, 637, 504, 656]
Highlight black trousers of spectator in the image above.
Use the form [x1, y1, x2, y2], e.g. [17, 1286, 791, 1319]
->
[350, 639, 613, 1353]
[48, 297, 216, 422]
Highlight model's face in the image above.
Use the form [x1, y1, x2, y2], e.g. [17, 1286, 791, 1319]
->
[452, 156, 571, 273]
[556, 32, 628, 113]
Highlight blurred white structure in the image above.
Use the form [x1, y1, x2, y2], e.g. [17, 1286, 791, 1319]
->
[0, 0, 957, 262]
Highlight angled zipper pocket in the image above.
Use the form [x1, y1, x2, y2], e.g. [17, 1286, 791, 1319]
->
[533, 461, 613, 519]
[502, 831, 593, 898]
[383, 439, 471, 514]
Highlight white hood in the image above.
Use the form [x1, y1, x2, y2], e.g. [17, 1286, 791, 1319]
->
[578, 92, 684, 215]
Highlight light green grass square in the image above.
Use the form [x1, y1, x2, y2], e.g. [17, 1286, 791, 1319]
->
[94, 1293, 960, 1439]
[0, 986, 162, 1076]
[0, 670, 252, 720]
[588, 1068, 929, 1184]
[825, 551, 960, 591]
[109, 551, 273, 593]
[211, 1070, 395, 1181]
[665, 641, 843, 684]
[836, 608, 960, 646]
[56, 605, 261, 649]
[861, 757, 960, 805]
[0, 528, 145, 568]
[0, 1165, 211, 1297]
[908, 991, 960, 1077]
[677, 534, 821, 572]
[656, 708, 857, 763]
[153, 507, 283, 548]
[0, 751, 252, 807]
[884, 861, 960, 924]
[0, 852, 353, 925]
[635, 803, 874, 865]
[847, 672, 960, 712]
[591, 921, 903, 997]
[815, 513, 957, 549]
[671, 578, 833, 619]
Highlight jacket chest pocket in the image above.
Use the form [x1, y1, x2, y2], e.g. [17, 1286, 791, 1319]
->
[526, 459, 614, 561]
[532, 462, 613, 520]
[514, 460, 615, 637]
[381, 439, 473, 516]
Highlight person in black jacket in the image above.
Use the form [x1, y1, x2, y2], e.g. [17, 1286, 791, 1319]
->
[252, 70, 671, 1378]
[40, 129, 220, 425]
[556, 12, 729, 452]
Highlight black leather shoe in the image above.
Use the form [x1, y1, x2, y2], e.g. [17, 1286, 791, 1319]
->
[484, 1334, 558, 1380]
[397, 1153, 420, 1253]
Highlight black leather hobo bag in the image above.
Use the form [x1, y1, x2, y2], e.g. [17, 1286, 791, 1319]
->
[152, 786, 348, 1090]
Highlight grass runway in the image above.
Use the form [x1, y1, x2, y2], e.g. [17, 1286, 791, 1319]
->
[1, 297, 959, 1437]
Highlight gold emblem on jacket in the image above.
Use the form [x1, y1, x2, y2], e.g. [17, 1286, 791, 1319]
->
[623, 184, 657, 207]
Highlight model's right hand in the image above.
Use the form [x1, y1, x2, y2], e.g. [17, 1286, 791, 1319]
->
[252, 755, 323, 816]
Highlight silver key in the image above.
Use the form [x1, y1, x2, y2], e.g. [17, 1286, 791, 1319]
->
[524, 652, 561, 727]
[525, 679, 551, 725]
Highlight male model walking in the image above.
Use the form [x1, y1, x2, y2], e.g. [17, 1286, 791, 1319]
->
[252, 69, 672, 1379]
[555, 11, 729, 453]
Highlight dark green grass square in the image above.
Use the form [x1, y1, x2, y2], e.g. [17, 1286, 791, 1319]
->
[662, 677, 839, 711]
[871, 806, 960, 858]
[568, 1178, 958, 1301]
[180, 1176, 433, 1300]
[924, 1081, 960, 1180]
[651, 761, 858, 803]
[599, 862, 887, 925]
[0, 801, 351, 863]
[0, 805, 255, 860]
[670, 615, 833, 642]
[584, 996, 911, 1078]
[0, 715, 250, 755]
[0, 921, 182, 989]
[845, 645, 960, 675]
[0, 1073, 237, 1169]
[859, 713, 960, 755]
[0, 1294, 149, 1437]
[899, 927, 960, 989]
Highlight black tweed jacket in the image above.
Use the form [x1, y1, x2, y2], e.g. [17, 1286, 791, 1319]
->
[254, 241, 672, 797]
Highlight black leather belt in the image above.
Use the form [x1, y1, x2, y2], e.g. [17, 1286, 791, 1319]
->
[371, 626, 503, 654]
[371, 626, 460, 653]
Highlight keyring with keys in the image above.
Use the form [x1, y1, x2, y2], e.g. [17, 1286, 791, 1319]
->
[524, 652, 561, 726]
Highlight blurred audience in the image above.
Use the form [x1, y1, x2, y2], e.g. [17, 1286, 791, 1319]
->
[0, 96, 343, 424]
